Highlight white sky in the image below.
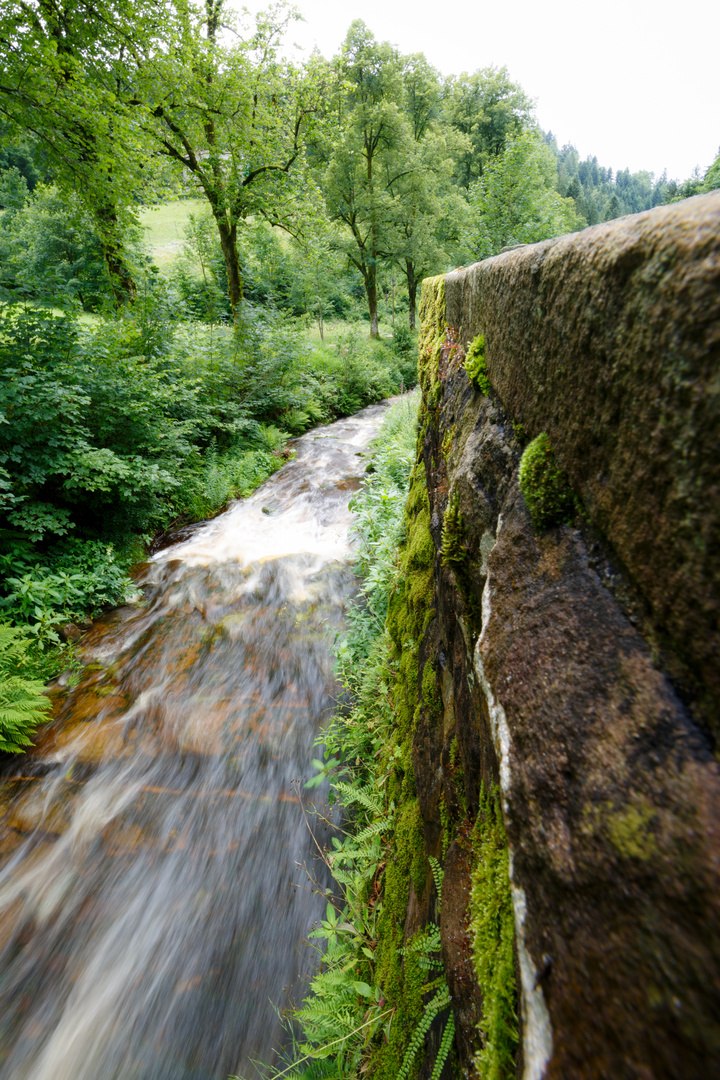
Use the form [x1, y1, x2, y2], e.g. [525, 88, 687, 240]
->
[235, 0, 718, 183]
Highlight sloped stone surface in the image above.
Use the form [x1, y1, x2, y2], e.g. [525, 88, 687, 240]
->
[445, 192, 720, 745]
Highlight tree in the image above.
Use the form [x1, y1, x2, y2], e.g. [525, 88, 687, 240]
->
[322, 21, 412, 337]
[442, 67, 534, 188]
[0, 1, 326, 319]
[468, 129, 582, 259]
[138, 1, 329, 319]
[0, 0, 153, 304]
[389, 55, 470, 328]
[0, 183, 114, 308]
[387, 119, 469, 329]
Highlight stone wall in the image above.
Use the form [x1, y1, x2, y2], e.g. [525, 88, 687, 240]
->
[414, 192, 720, 1079]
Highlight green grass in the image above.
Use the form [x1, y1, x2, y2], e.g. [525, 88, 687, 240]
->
[139, 199, 204, 268]
[301, 316, 402, 348]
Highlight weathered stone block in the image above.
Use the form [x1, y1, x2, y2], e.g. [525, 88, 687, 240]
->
[446, 192, 720, 744]
[416, 194, 720, 1078]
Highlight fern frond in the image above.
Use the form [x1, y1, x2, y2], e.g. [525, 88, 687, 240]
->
[430, 1012, 455, 1080]
[396, 986, 452, 1080]
[0, 674, 51, 752]
[332, 780, 386, 817]
[428, 855, 444, 914]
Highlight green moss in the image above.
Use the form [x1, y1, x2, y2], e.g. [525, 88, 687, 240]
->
[418, 276, 446, 389]
[421, 662, 442, 723]
[367, 275, 447, 1080]
[373, 799, 428, 1080]
[441, 490, 465, 568]
[606, 801, 657, 861]
[441, 424, 456, 462]
[464, 333, 490, 394]
[518, 432, 575, 531]
[511, 421, 527, 445]
[469, 787, 518, 1080]
[439, 792, 452, 858]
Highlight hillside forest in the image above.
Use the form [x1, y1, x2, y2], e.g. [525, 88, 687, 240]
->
[0, 0, 718, 750]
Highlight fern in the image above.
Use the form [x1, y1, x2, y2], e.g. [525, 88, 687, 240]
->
[396, 986, 452, 1080]
[402, 922, 443, 973]
[430, 1012, 455, 1080]
[332, 779, 387, 818]
[428, 855, 444, 914]
[0, 624, 51, 752]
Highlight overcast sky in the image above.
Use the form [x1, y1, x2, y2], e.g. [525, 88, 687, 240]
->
[235, 0, 718, 183]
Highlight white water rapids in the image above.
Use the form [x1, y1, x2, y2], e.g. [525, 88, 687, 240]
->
[0, 401, 394, 1080]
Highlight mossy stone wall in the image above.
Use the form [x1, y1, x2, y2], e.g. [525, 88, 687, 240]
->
[419, 192, 720, 1079]
[446, 190, 720, 745]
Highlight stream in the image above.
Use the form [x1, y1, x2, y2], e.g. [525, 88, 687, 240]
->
[0, 401, 393, 1080]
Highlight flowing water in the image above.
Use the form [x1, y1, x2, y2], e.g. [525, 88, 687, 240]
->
[0, 402, 394, 1080]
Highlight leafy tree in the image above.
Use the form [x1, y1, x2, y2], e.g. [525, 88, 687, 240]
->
[664, 149, 720, 202]
[0, 0, 152, 304]
[0, 183, 118, 308]
[443, 67, 534, 188]
[468, 129, 581, 259]
[323, 21, 413, 337]
[388, 124, 469, 328]
[0, 1, 326, 318]
[702, 150, 720, 191]
[0, 164, 28, 209]
[137, 1, 329, 319]
[388, 55, 470, 328]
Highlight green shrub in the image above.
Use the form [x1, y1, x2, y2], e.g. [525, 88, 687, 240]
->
[518, 432, 575, 530]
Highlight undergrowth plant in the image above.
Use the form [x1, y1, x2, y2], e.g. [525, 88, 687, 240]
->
[0, 623, 52, 752]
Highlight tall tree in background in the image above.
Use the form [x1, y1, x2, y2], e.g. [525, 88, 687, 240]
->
[323, 21, 413, 337]
[443, 66, 534, 188]
[389, 55, 469, 328]
[0, 0, 153, 304]
[0, 0, 327, 319]
[140, 1, 329, 318]
[468, 129, 581, 258]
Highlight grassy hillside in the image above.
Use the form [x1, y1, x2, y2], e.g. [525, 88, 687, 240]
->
[139, 199, 203, 268]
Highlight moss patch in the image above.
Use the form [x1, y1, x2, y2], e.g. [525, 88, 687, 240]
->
[518, 432, 575, 530]
[364, 275, 452, 1079]
[606, 801, 658, 861]
[469, 788, 518, 1080]
[465, 333, 491, 395]
[441, 490, 465, 568]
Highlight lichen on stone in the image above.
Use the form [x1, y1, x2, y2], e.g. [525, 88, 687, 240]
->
[606, 801, 658, 861]
[518, 432, 575, 530]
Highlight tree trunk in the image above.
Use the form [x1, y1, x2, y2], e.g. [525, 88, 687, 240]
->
[216, 214, 243, 318]
[407, 261, 418, 331]
[95, 204, 136, 307]
[366, 260, 379, 338]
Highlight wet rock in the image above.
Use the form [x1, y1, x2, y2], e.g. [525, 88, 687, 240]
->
[480, 486, 720, 1077]
[61, 622, 84, 643]
[411, 199, 720, 1077]
[446, 191, 720, 745]
[440, 835, 482, 1072]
